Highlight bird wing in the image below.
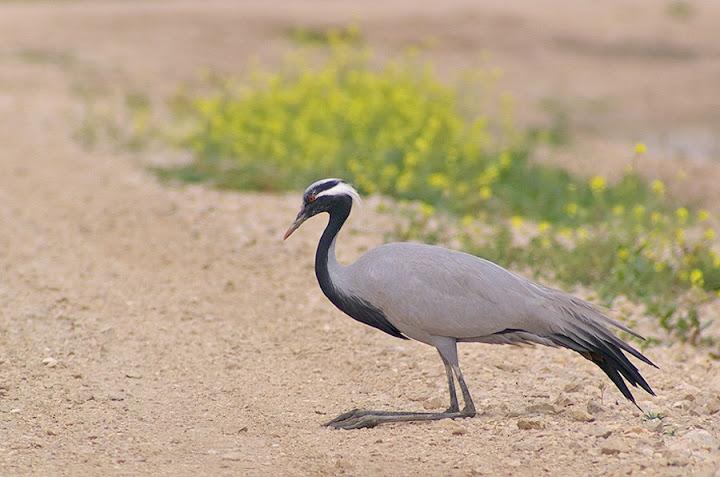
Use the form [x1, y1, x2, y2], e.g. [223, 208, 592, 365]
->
[346, 242, 641, 342]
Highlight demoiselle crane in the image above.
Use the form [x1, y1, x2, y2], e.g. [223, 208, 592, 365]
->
[284, 178, 656, 429]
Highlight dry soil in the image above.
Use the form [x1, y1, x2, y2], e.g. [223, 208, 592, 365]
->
[0, 2, 719, 476]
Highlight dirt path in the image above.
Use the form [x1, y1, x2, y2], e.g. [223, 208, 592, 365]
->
[0, 2, 719, 476]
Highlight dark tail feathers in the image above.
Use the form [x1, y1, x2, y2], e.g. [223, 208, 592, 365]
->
[550, 331, 657, 409]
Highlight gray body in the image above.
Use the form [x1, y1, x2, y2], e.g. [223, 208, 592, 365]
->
[335, 241, 637, 348]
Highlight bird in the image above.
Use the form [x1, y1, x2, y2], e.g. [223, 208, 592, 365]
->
[283, 178, 657, 430]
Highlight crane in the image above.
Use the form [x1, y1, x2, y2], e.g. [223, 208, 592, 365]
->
[284, 178, 656, 429]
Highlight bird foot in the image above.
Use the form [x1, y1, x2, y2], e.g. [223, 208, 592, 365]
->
[323, 408, 474, 430]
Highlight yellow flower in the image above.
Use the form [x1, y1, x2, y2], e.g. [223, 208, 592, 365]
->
[428, 173, 449, 189]
[419, 202, 435, 217]
[633, 205, 646, 218]
[634, 142, 647, 155]
[698, 209, 710, 222]
[461, 215, 473, 227]
[499, 151, 512, 169]
[689, 269, 704, 288]
[396, 172, 413, 192]
[478, 165, 499, 186]
[654, 262, 667, 272]
[511, 216, 524, 228]
[576, 226, 589, 240]
[479, 186, 492, 200]
[565, 202, 578, 217]
[590, 176, 606, 194]
[617, 247, 630, 261]
[612, 205, 625, 216]
[404, 152, 418, 167]
[414, 136, 429, 153]
[704, 228, 716, 241]
[675, 228, 686, 244]
[675, 207, 689, 224]
[538, 222, 551, 234]
[651, 179, 665, 196]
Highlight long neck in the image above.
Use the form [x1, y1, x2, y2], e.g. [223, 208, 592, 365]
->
[315, 196, 352, 298]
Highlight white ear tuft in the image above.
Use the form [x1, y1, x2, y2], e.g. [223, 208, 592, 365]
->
[316, 181, 362, 205]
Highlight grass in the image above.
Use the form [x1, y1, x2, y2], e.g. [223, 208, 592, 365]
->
[143, 38, 719, 345]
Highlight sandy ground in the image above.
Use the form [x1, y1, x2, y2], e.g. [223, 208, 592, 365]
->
[0, 1, 719, 476]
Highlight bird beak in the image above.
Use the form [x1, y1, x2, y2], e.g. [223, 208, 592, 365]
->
[283, 208, 309, 240]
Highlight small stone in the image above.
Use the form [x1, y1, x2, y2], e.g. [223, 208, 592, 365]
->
[108, 392, 126, 401]
[525, 403, 556, 415]
[672, 400, 691, 410]
[440, 420, 467, 435]
[624, 427, 647, 435]
[42, 357, 58, 368]
[422, 396, 445, 410]
[600, 437, 625, 455]
[705, 398, 720, 415]
[125, 372, 142, 379]
[678, 429, 719, 451]
[564, 382, 583, 393]
[594, 428, 612, 439]
[570, 409, 595, 422]
[663, 449, 691, 467]
[587, 400, 604, 415]
[221, 452, 243, 461]
[517, 419, 544, 430]
[9, 408, 21, 414]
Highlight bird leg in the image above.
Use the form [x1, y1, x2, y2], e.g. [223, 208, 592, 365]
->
[324, 361, 475, 430]
[452, 363, 476, 416]
[441, 353, 459, 413]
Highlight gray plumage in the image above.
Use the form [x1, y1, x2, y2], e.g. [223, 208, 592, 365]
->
[285, 178, 656, 429]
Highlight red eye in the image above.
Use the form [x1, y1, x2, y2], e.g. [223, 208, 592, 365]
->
[307, 194, 317, 203]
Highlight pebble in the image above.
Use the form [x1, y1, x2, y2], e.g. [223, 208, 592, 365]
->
[594, 428, 612, 439]
[570, 409, 595, 422]
[108, 392, 126, 401]
[662, 449, 691, 467]
[440, 420, 467, 435]
[600, 437, 625, 455]
[517, 419, 544, 430]
[705, 398, 720, 415]
[676, 429, 719, 451]
[423, 397, 445, 410]
[586, 400, 604, 415]
[563, 382, 583, 393]
[221, 452, 244, 461]
[42, 357, 58, 368]
[525, 403, 556, 415]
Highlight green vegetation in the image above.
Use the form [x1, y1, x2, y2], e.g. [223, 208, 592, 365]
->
[285, 24, 363, 46]
[155, 40, 719, 345]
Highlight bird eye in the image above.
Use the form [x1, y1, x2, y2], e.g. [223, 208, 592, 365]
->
[307, 194, 317, 203]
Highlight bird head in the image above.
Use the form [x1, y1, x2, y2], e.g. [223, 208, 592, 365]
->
[283, 178, 361, 240]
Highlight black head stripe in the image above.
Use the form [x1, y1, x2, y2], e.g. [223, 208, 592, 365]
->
[304, 179, 342, 201]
